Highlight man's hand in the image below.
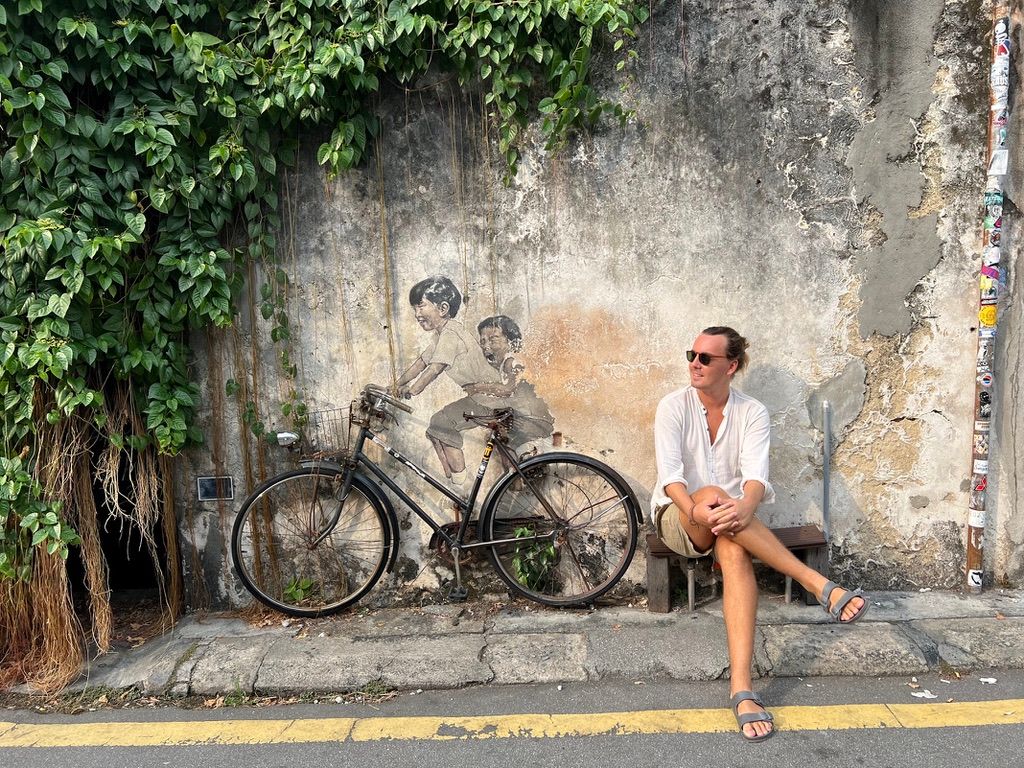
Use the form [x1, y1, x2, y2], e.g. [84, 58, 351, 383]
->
[397, 385, 413, 399]
[689, 497, 723, 529]
[705, 497, 754, 537]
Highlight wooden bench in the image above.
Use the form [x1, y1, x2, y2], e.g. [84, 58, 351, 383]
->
[646, 524, 828, 612]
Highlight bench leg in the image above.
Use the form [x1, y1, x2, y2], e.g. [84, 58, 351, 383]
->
[687, 562, 696, 611]
[802, 545, 828, 606]
[647, 550, 672, 613]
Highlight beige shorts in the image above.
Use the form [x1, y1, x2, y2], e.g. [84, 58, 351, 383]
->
[655, 503, 714, 559]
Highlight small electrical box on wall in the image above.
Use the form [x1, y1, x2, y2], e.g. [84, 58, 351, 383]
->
[196, 476, 234, 501]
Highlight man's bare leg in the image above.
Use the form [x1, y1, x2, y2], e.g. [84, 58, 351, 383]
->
[678, 486, 769, 738]
[688, 486, 862, 738]
[726, 517, 865, 621]
[715, 533, 771, 739]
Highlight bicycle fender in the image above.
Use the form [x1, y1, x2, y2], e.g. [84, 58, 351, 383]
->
[299, 461, 402, 573]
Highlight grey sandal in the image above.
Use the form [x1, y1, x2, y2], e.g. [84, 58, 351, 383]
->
[730, 690, 775, 743]
[819, 580, 870, 623]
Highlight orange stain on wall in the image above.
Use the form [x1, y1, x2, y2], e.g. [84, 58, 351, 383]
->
[519, 306, 677, 475]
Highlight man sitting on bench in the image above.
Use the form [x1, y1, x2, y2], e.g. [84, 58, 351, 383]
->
[652, 326, 869, 743]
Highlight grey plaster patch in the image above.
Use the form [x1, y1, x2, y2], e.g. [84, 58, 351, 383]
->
[761, 623, 928, 677]
[484, 633, 588, 684]
[910, 495, 930, 508]
[847, 0, 945, 337]
[911, 618, 1024, 669]
[255, 635, 491, 692]
[806, 359, 868, 435]
[69, 637, 195, 694]
[188, 636, 276, 695]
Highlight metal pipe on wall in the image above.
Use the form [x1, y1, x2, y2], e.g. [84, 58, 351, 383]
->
[822, 399, 832, 548]
[964, 7, 1012, 593]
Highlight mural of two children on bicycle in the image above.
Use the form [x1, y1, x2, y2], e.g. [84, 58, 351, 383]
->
[394, 275, 554, 488]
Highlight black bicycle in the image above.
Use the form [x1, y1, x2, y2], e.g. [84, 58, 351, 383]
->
[231, 385, 641, 617]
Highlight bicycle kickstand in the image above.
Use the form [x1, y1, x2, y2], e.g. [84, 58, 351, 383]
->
[448, 548, 469, 603]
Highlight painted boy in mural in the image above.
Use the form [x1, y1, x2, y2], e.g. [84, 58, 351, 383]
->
[652, 326, 870, 743]
[395, 276, 501, 488]
[463, 315, 555, 458]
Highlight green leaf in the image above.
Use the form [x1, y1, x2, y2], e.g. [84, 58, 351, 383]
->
[126, 212, 146, 236]
[150, 187, 169, 212]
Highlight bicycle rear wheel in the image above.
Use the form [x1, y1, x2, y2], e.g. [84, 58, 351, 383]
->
[480, 454, 639, 606]
[231, 468, 391, 617]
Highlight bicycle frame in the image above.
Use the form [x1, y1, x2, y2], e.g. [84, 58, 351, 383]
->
[330, 416, 558, 556]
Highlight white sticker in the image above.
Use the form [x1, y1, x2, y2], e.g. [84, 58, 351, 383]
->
[989, 149, 1009, 176]
[967, 570, 983, 587]
[974, 420, 990, 432]
[969, 508, 986, 528]
[973, 459, 989, 474]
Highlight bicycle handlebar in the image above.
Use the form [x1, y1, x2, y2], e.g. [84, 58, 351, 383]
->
[363, 384, 413, 413]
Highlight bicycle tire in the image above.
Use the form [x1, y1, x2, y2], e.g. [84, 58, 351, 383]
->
[231, 468, 391, 617]
[480, 453, 639, 606]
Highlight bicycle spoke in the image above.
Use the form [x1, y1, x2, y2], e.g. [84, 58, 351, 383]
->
[483, 457, 637, 606]
[232, 470, 390, 617]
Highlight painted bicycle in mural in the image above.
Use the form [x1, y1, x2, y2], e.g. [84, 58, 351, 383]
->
[230, 384, 641, 617]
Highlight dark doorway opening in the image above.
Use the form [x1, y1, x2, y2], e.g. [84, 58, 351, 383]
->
[66, 457, 173, 646]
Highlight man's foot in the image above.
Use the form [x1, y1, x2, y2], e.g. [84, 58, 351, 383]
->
[730, 690, 775, 742]
[819, 581, 870, 623]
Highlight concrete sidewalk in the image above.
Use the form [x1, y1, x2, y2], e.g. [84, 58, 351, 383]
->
[59, 589, 1024, 697]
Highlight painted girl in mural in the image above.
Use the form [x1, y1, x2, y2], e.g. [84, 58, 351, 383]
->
[463, 315, 555, 457]
[395, 276, 501, 488]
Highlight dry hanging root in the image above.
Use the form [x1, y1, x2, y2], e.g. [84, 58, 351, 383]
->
[0, 551, 82, 692]
[0, 380, 182, 692]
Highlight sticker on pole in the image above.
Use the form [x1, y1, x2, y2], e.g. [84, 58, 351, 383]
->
[989, 150, 1009, 176]
[967, 570, 983, 588]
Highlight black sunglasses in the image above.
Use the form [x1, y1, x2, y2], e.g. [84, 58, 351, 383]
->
[686, 350, 731, 365]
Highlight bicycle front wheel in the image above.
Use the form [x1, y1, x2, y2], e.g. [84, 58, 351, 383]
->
[480, 454, 639, 606]
[231, 468, 391, 617]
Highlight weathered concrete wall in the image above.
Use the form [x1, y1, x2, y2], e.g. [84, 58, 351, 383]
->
[176, 0, 1020, 608]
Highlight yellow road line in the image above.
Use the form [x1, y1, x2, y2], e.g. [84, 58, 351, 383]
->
[2, 699, 1023, 748]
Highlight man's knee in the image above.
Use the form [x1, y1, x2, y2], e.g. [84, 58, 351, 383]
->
[691, 485, 729, 506]
[714, 533, 750, 566]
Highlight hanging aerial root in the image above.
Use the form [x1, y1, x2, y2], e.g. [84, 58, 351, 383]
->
[73, 451, 112, 653]
[0, 552, 83, 694]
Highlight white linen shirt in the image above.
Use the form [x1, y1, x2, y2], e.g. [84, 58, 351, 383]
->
[651, 385, 775, 522]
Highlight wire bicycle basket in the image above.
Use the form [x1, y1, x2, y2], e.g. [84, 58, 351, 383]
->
[301, 406, 354, 459]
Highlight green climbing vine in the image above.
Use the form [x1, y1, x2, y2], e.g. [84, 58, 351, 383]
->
[0, 0, 648, 583]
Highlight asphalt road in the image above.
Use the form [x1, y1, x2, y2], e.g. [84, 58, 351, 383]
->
[4, 670, 1024, 767]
